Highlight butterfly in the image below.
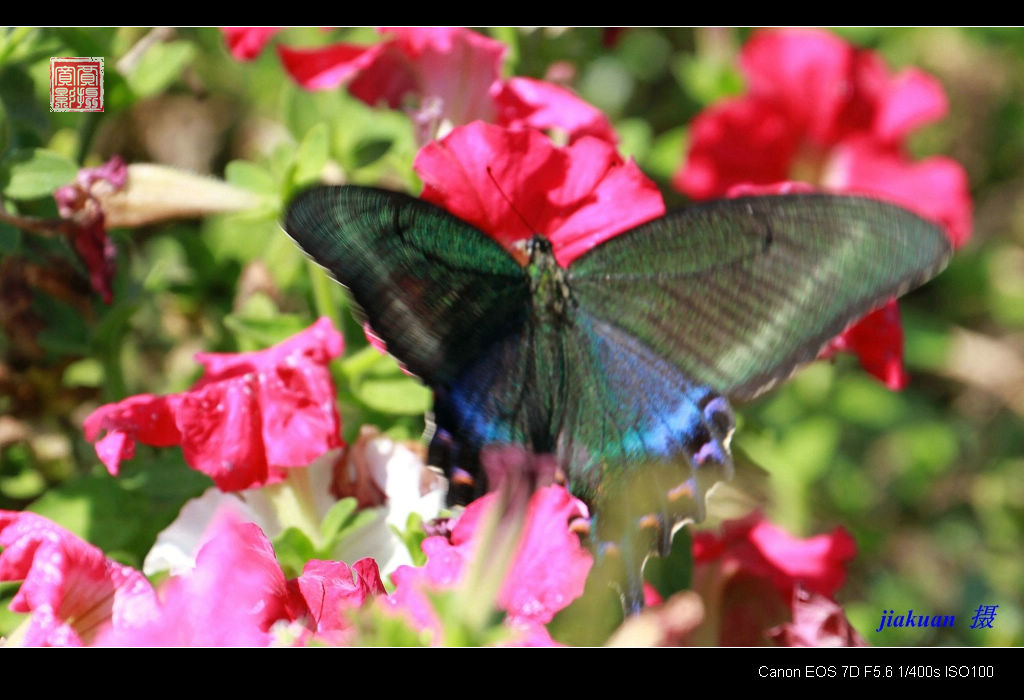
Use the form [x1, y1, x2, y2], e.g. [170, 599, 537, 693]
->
[284, 185, 950, 606]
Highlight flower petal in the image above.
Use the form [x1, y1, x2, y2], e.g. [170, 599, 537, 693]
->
[222, 27, 280, 61]
[822, 299, 908, 390]
[674, 98, 799, 199]
[416, 122, 663, 267]
[826, 137, 972, 247]
[768, 586, 868, 647]
[492, 76, 617, 144]
[0, 511, 158, 646]
[96, 512, 292, 646]
[83, 318, 345, 491]
[693, 514, 856, 600]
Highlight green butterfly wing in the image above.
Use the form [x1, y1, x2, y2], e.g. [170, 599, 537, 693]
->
[568, 194, 952, 401]
[285, 186, 531, 385]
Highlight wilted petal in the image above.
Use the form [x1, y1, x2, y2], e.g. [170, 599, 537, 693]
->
[98, 164, 262, 228]
[53, 156, 128, 303]
[768, 586, 868, 647]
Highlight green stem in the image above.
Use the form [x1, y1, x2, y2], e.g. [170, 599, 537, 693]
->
[0, 204, 69, 238]
[74, 112, 101, 166]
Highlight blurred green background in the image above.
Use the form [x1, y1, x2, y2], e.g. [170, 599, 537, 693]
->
[0, 27, 1021, 645]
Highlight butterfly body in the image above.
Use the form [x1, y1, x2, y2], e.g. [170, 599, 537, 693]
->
[284, 185, 950, 584]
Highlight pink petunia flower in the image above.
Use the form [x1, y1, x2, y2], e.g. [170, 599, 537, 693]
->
[675, 28, 972, 389]
[0, 510, 158, 646]
[275, 28, 614, 145]
[83, 317, 344, 492]
[689, 514, 860, 646]
[96, 511, 386, 646]
[0, 509, 385, 646]
[53, 156, 128, 303]
[414, 121, 663, 267]
[221, 27, 280, 61]
[385, 484, 592, 646]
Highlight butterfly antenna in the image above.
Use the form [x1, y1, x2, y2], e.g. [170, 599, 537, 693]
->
[486, 166, 538, 234]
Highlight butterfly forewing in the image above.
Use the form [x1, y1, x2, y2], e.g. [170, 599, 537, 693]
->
[285, 186, 531, 385]
[568, 195, 951, 400]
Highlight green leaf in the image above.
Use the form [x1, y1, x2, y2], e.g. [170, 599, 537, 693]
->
[643, 125, 687, 181]
[643, 527, 692, 600]
[28, 451, 210, 568]
[320, 497, 358, 542]
[332, 508, 381, 548]
[62, 357, 104, 388]
[615, 117, 652, 164]
[124, 40, 195, 98]
[351, 138, 392, 169]
[672, 54, 744, 106]
[548, 559, 624, 646]
[0, 148, 77, 200]
[355, 376, 432, 415]
[0, 456, 46, 500]
[0, 219, 20, 254]
[340, 346, 432, 415]
[273, 527, 317, 579]
[293, 123, 329, 187]
[0, 95, 9, 155]
[223, 297, 309, 351]
[225, 159, 278, 195]
[395, 512, 428, 566]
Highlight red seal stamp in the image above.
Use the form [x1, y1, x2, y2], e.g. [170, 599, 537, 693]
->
[50, 57, 104, 112]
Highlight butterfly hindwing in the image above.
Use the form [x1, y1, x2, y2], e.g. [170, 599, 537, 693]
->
[285, 186, 531, 385]
[568, 194, 951, 400]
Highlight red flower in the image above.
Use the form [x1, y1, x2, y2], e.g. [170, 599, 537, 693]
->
[83, 317, 345, 492]
[386, 485, 593, 646]
[0, 509, 385, 646]
[675, 28, 972, 389]
[54, 156, 128, 303]
[767, 586, 867, 647]
[690, 514, 859, 646]
[414, 121, 664, 267]
[277, 28, 613, 145]
[221, 27, 280, 61]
